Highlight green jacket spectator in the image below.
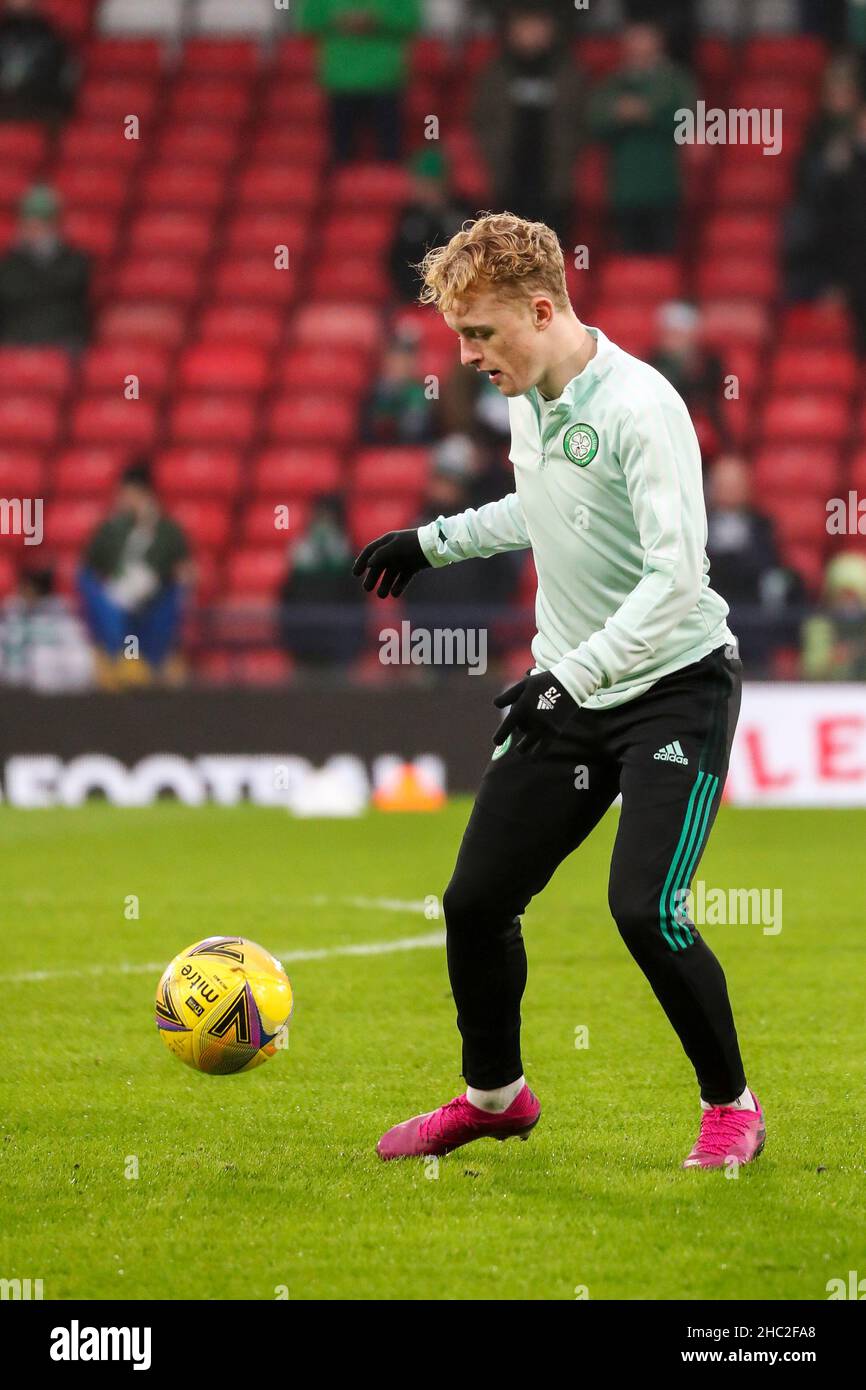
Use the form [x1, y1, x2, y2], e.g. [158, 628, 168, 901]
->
[298, 0, 420, 93]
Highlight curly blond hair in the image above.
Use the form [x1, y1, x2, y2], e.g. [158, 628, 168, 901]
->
[416, 211, 570, 313]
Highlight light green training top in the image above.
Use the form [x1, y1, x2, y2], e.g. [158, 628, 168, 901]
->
[417, 326, 734, 710]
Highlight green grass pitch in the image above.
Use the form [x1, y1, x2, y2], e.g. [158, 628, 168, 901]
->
[1, 802, 863, 1301]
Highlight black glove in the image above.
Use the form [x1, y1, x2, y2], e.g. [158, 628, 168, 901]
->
[493, 672, 578, 755]
[352, 529, 431, 598]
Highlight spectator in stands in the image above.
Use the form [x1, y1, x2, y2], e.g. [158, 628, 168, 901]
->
[472, 0, 583, 240]
[706, 454, 786, 609]
[78, 463, 191, 690]
[817, 101, 866, 355]
[651, 301, 729, 460]
[405, 453, 522, 659]
[278, 495, 366, 670]
[299, 0, 421, 164]
[0, 184, 90, 350]
[801, 551, 866, 680]
[706, 453, 801, 672]
[588, 21, 693, 254]
[389, 147, 470, 302]
[0, 0, 76, 124]
[0, 567, 93, 692]
[437, 358, 512, 500]
[362, 322, 436, 443]
[784, 56, 860, 302]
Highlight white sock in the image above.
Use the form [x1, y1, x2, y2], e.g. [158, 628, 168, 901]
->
[466, 1075, 525, 1113]
[701, 1085, 756, 1112]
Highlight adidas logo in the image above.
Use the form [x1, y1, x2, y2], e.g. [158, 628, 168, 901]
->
[537, 686, 561, 711]
[654, 740, 689, 765]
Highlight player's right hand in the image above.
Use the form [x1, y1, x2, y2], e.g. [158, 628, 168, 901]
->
[352, 529, 432, 598]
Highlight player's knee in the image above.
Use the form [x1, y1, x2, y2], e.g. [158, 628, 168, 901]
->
[443, 874, 514, 938]
[608, 881, 647, 946]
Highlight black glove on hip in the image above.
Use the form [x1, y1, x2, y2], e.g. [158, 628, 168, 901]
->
[493, 672, 579, 755]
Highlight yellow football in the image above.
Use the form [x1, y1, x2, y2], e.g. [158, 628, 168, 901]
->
[155, 936, 293, 1075]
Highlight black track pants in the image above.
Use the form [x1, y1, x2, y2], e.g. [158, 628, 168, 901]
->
[443, 644, 747, 1104]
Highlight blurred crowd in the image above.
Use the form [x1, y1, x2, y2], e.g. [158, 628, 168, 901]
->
[1, 0, 865, 690]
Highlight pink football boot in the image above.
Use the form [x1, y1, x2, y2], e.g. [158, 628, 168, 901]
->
[682, 1091, 766, 1169]
[377, 1084, 541, 1160]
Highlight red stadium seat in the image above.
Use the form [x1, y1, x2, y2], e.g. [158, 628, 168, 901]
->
[0, 166, 40, 206]
[0, 122, 49, 165]
[84, 38, 164, 75]
[180, 39, 262, 76]
[54, 165, 129, 208]
[112, 256, 202, 304]
[597, 256, 683, 303]
[167, 78, 253, 124]
[715, 161, 791, 206]
[742, 35, 826, 79]
[352, 447, 430, 497]
[696, 257, 779, 301]
[592, 304, 656, 358]
[178, 343, 269, 392]
[169, 394, 257, 447]
[273, 36, 317, 77]
[241, 500, 310, 545]
[70, 396, 160, 450]
[261, 81, 326, 124]
[225, 547, 287, 596]
[59, 122, 144, 167]
[251, 125, 328, 166]
[702, 211, 780, 257]
[252, 447, 344, 497]
[235, 163, 320, 210]
[80, 343, 173, 394]
[0, 448, 45, 494]
[42, 498, 104, 549]
[851, 449, 866, 492]
[78, 77, 160, 122]
[170, 499, 232, 551]
[223, 210, 310, 256]
[321, 211, 397, 256]
[0, 395, 60, 445]
[770, 346, 858, 395]
[98, 302, 187, 348]
[293, 303, 383, 353]
[275, 348, 372, 397]
[761, 393, 851, 445]
[347, 498, 416, 550]
[138, 164, 227, 211]
[753, 446, 842, 495]
[764, 499, 830, 549]
[63, 207, 120, 258]
[197, 304, 284, 348]
[0, 347, 72, 394]
[700, 300, 770, 349]
[53, 447, 129, 496]
[267, 394, 358, 448]
[128, 209, 215, 257]
[153, 447, 242, 500]
[331, 163, 412, 208]
[212, 256, 298, 304]
[156, 124, 240, 166]
[310, 258, 391, 303]
[779, 301, 854, 346]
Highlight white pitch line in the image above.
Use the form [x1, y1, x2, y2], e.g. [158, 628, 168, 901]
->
[0, 896, 445, 984]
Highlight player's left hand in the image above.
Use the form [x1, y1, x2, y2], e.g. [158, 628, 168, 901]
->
[492, 672, 578, 756]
